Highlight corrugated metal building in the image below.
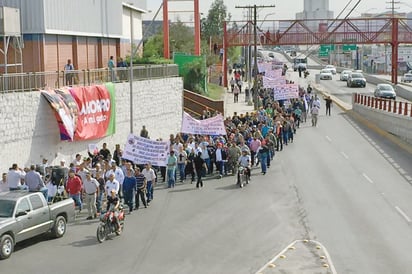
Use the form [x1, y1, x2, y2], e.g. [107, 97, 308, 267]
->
[0, 0, 146, 72]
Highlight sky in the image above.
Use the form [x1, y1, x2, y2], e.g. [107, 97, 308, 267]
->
[142, 0, 412, 22]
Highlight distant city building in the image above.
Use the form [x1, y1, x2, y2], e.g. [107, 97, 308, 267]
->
[0, 0, 147, 73]
[296, 0, 333, 30]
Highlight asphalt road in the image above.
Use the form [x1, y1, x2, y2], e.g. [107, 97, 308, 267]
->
[2, 55, 412, 274]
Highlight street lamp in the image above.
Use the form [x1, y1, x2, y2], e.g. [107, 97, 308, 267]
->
[259, 12, 276, 29]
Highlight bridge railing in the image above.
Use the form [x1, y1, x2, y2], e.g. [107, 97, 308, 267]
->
[353, 94, 412, 117]
[0, 64, 179, 93]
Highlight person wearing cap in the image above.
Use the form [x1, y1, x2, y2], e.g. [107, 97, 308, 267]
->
[83, 171, 99, 220]
[166, 151, 177, 188]
[66, 170, 83, 213]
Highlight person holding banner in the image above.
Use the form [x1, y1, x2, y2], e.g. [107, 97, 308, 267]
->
[166, 151, 177, 188]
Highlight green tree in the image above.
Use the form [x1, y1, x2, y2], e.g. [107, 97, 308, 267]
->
[201, 0, 231, 40]
[183, 58, 206, 93]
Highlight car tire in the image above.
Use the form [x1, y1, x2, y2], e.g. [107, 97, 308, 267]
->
[52, 216, 67, 238]
[0, 234, 14, 260]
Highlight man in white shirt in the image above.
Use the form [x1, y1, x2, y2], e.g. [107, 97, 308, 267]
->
[142, 163, 156, 204]
[105, 173, 120, 196]
[83, 172, 99, 220]
[7, 163, 26, 190]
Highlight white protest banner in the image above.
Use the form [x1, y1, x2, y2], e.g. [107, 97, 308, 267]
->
[123, 134, 168, 166]
[181, 112, 226, 136]
[263, 76, 286, 88]
[273, 84, 299, 101]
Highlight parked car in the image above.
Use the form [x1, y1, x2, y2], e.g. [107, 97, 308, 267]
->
[319, 69, 333, 80]
[374, 84, 396, 100]
[401, 73, 412, 83]
[347, 72, 366, 88]
[340, 70, 352, 81]
[324, 65, 337, 75]
[0, 191, 75, 259]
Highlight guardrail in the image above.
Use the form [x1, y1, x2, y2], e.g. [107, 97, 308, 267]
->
[0, 64, 179, 93]
[183, 89, 224, 117]
[353, 93, 412, 117]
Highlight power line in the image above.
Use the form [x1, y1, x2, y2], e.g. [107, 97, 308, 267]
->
[235, 4, 275, 110]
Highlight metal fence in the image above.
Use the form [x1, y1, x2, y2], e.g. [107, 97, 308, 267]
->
[0, 64, 179, 93]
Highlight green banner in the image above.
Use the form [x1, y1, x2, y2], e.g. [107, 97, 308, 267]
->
[105, 82, 116, 136]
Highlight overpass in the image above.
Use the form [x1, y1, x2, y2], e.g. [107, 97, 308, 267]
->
[223, 17, 412, 86]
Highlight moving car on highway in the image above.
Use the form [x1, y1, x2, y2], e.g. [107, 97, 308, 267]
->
[401, 73, 412, 83]
[347, 72, 366, 88]
[374, 83, 396, 100]
[319, 69, 333, 80]
[324, 65, 337, 75]
[340, 70, 351, 81]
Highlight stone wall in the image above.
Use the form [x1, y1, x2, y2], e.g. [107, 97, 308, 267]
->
[0, 77, 183, 171]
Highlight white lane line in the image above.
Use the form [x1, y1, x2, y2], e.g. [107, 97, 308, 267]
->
[325, 136, 332, 142]
[382, 153, 389, 158]
[393, 163, 400, 169]
[405, 175, 412, 181]
[387, 157, 395, 163]
[395, 206, 412, 223]
[362, 173, 374, 184]
[340, 151, 349, 159]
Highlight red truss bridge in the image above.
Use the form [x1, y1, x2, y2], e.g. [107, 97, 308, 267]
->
[223, 18, 412, 85]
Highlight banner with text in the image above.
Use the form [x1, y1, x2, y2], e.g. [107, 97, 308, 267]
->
[272, 84, 300, 101]
[123, 134, 168, 166]
[181, 112, 226, 136]
[41, 83, 116, 141]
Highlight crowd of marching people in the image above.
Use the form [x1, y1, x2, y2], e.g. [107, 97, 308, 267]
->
[0, 65, 326, 220]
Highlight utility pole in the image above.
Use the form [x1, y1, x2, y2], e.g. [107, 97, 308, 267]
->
[386, 0, 400, 83]
[236, 5, 275, 110]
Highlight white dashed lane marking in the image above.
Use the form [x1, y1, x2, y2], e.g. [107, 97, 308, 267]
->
[362, 173, 374, 184]
[325, 136, 332, 142]
[395, 206, 412, 224]
[340, 151, 349, 159]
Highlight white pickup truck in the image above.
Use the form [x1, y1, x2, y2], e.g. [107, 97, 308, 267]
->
[401, 73, 412, 83]
[0, 191, 75, 259]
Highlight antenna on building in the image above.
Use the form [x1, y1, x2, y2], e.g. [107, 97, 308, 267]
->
[386, 0, 400, 17]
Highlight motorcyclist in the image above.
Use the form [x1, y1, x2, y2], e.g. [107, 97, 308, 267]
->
[237, 149, 251, 185]
[106, 189, 121, 232]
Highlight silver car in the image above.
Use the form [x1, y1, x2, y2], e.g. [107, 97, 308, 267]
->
[374, 84, 396, 100]
[340, 70, 351, 81]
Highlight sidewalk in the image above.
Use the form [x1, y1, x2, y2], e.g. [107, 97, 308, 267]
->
[223, 85, 255, 117]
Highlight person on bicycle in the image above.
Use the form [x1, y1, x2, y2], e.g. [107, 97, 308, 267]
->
[106, 189, 121, 232]
[237, 149, 251, 184]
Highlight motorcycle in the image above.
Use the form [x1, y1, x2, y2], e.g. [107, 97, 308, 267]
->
[237, 166, 249, 188]
[96, 205, 125, 243]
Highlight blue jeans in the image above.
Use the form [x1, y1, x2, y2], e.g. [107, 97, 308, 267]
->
[260, 152, 268, 173]
[123, 190, 134, 212]
[167, 169, 176, 188]
[216, 161, 224, 176]
[96, 191, 103, 213]
[39, 187, 48, 201]
[70, 193, 82, 210]
[146, 181, 153, 201]
[203, 158, 211, 175]
[178, 163, 185, 181]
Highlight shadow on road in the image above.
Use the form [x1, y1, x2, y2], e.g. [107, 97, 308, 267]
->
[69, 236, 101, 247]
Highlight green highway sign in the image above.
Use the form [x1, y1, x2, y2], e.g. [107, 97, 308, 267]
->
[343, 44, 357, 51]
[320, 44, 335, 51]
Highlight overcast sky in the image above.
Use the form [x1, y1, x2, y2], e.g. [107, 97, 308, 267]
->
[143, 0, 412, 22]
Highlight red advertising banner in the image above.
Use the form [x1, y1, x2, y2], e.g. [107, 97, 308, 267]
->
[41, 84, 116, 141]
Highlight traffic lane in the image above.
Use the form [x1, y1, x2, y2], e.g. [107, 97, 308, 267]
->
[280, 108, 412, 273]
[2, 166, 305, 273]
